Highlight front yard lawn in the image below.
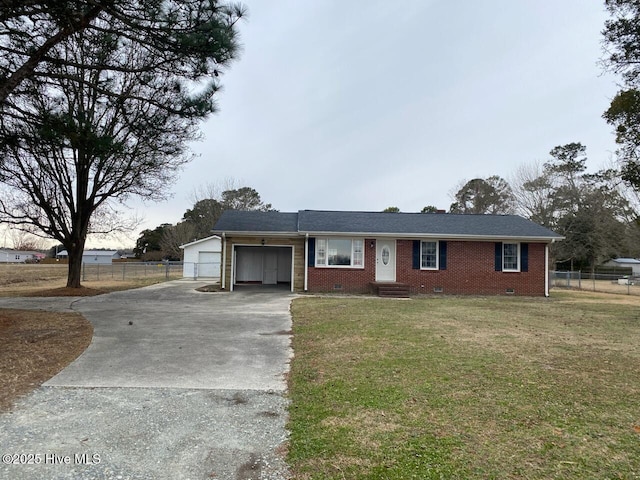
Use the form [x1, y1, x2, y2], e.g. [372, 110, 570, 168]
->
[288, 291, 640, 479]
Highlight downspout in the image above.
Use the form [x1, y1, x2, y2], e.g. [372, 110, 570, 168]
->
[545, 242, 550, 297]
[221, 233, 227, 290]
[304, 233, 309, 291]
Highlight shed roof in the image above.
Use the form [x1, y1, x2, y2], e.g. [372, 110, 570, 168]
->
[179, 235, 221, 249]
[609, 258, 640, 264]
[58, 250, 119, 256]
[213, 210, 563, 241]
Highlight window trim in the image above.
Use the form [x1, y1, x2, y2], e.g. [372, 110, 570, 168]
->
[314, 237, 365, 269]
[502, 242, 520, 272]
[420, 240, 439, 270]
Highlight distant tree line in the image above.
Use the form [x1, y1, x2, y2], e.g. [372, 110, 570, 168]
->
[135, 186, 274, 261]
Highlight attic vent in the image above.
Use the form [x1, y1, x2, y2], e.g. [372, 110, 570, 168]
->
[433, 286, 444, 293]
[506, 288, 515, 295]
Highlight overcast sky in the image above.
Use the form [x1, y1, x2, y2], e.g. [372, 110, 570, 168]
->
[106, 1, 618, 248]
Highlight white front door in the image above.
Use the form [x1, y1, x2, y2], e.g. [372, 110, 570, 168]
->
[375, 239, 396, 281]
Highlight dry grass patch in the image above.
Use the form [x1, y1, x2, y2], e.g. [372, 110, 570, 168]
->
[0, 309, 92, 411]
[0, 263, 181, 297]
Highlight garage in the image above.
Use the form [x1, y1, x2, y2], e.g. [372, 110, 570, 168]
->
[180, 236, 222, 279]
[233, 246, 293, 288]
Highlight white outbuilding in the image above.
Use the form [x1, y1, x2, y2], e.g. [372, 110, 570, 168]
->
[56, 250, 121, 264]
[603, 257, 640, 276]
[179, 235, 222, 279]
[0, 249, 36, 263]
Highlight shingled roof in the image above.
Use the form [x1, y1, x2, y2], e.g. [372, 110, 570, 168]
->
[213, 211, 299, 233]
[213, 210, 563, 241]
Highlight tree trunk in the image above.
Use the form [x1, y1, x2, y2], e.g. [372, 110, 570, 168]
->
[66, 241, 86, 288]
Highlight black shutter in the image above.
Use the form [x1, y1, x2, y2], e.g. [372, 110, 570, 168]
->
[439, 241, 447, 270]
[308, 238, 315, 267]
[495, 242, 502, 272]
[521, 243, 528, 272]
[413, 240, 420, 269]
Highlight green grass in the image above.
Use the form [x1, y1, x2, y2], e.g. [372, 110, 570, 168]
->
[287, 291, 640, 479]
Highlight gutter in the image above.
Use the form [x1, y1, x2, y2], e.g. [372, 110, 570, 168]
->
[545, 243, 549, 297]
[304, 233, 309, 291]
[298, 231, 564, 243]
[221, 233, 226, 290]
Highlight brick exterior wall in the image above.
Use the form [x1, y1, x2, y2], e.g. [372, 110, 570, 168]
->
[307, 238, 549, 296]
[396, 240, 547, 296]
[307, 238, 377, 294]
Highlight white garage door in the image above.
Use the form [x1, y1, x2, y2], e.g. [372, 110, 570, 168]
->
[198, 252, 220, 278]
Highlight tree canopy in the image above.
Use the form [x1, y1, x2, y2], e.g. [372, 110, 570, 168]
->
[602, 0, 640, 190]
[449, 176, 514, 215]
[0, 1, 246, 103]
[510, 143, 637, 270]
[0, 1, 245, 287]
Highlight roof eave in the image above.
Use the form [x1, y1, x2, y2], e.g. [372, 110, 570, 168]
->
[212, 230, 299, 237]
[179, 235, 221, 249]
[299, 231, 564, 242]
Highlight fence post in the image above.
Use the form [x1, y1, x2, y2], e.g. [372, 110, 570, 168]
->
[165, 263, 169, 279]
[122, 262, 126, 281]
[82, 262, 85, 282]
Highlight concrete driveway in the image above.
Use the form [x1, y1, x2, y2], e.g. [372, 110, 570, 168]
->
[0, 281, 294, 479]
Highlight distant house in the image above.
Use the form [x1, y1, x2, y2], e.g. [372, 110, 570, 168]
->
[212, 210, 564, 296]
[57, 250, 121, 264]
[179, 236, 222, 279]
[0, 249, 36, 263]
[602, 258, 640, 276]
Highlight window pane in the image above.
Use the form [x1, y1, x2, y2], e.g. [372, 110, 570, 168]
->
[421, 241, 437, 269]
[503, 243, 519, 270]
[328, 239, 352, 266]
[316, 238, 327, 266]
[353, 240, 363, 266]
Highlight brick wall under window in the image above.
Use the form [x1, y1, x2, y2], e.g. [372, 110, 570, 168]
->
[307, 238, 376, 293]
[396, 240, 546, 296]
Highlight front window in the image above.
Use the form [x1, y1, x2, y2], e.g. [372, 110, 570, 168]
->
[315, 238, 364, 268]
[421, 241, 438, 270]
[503, 243, 519, 271]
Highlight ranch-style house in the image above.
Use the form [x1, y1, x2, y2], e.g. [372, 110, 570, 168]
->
[212, 210, 563, 296]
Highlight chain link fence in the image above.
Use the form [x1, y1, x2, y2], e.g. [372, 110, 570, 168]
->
[81, 262, 183, 282]
[551, 270, 640, 296]
[181, 262, 221, 279]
